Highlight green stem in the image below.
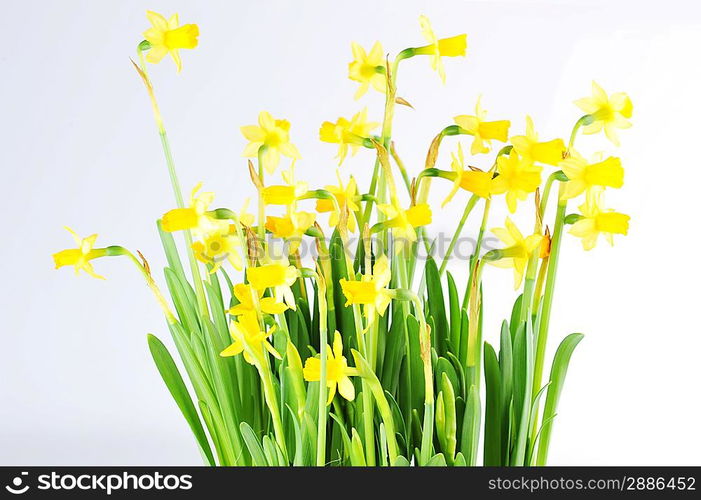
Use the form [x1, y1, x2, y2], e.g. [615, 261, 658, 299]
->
[354, 305, 376, 466]
[317, 321, 328, 466]
[531, 183, 567, 448]
[438, 194, 479, 276]
[136, 48, 208, 317]
[463, 197, 491, 310]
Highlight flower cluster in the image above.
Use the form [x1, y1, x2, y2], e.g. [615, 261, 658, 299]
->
[54, 11, 632, 467]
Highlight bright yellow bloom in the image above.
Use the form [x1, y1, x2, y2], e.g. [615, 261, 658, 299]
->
[339, 255, 393, 320]
[316, 173, 360, 233]
[416, 15, 467, 83]
[442, 143, 496, 206]
[569, 189, 630, 250]
[378, 202, 432, 254]
[489, 218, 544, 289]
[454, 97, 510, 155]
[319, 108, 378, 165]
[220, 313, 281, 365]
[53, 227, 107, 280]
[560, 150, 624, 200]
[491, 150, 543, 213]
[227, 283, 288, 317]
[348, 41, 386, 100]
[265, 211, 316, 253]
[261, 179, 308, 206]
[161, 183, 228, 235]
[510, 116, 566, 166]
[246, 260, 298, 309]
[574, 81, 633, 146]
[192, 228, 243, 273]
[303, 331, 358, 404]
[142, 11, 199, 72]
[241, 112, 301, 174]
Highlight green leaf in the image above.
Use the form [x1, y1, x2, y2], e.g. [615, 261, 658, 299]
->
[157, 220, 186, 281]
[426, 453, 447, 466]
[510, 320, 534, 465]
[483, 342, 502, 466]
[392, 455, 411, 466]
[240, 422, 268, 466]
[329, 229, 355, 338]
[147, 334, 214, 466]
[460, 384, 480, 466]
[439, 373, 457, 465]
[350, 428, 367, 466]
[447, 271, 461, 355]
[536, 333, 584, 465]
[425, 256, 447, 356]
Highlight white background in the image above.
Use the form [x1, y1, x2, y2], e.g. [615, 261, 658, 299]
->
[1, 0, 700, 465]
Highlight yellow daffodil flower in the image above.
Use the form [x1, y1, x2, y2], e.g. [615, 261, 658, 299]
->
[510, 116, 566, 166]
[191, 228, 243, 273]
[261, 179, 308, 207]
[53, 227, 107, 280]
[442, 143, 495, 206]
[569, 189, 630, 250]
[339, 255, 393, 320]
[246, 259, 298, 309]
[489, 218, 544, 289]
[491, 150, 543, 213]
[454, 97, 510, 155]
[415, 15, 467, 83]
[241, 111, 301, 174]
[303, 331, 358, 404]
[378, 202, 432, 254]
[220, 313, 281, 366]
[227, 283, 288, 317]
[265, 211, 316, 253]
[348, 42, 386, 100]
[559, 150, 624, 200]
[316, 173, 360, 233]
[319, 108, 378, 165]
[142, 11, 199, 72]
[161, 183, 228, 235]
[574, 81, 633, 146]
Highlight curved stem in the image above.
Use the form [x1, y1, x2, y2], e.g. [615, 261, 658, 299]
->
[438, 194, 480, 276]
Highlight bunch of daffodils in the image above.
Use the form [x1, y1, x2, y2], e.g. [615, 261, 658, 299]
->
[54, 11, 631, 466]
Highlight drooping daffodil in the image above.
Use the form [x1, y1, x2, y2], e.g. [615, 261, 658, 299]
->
[559, 150, 624, 200]
[53, 227, 108, 280]
[454, 97, 510, 155]
[414, 15, 467, 83]
[488, 218, 544, 289]
[348, 42, 386, 100]
[220, 313, 281, 366]
[303, 331, 358, 404]
[442, 143, 496, 206]
[569, 189, 630, 250]
[241, 111, 301, 174]
[142, 11, 199, 72]
[319, 108, 378, 165]
[491, 150, 542, 213]
[510, 116, 566, 166]
[574, 81, 633, 146]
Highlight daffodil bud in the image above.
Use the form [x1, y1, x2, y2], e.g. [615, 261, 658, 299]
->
[564, 214, 584, 225]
